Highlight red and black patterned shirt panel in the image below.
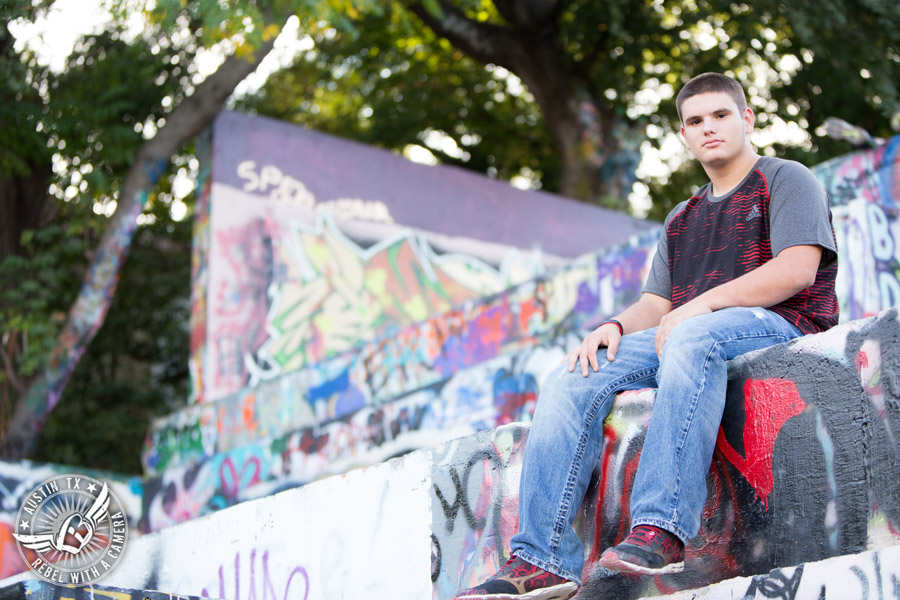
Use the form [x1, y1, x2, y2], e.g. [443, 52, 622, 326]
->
[667, 169, 838, 335]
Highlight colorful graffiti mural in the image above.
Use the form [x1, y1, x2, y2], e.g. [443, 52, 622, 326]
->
[146, 231, 657, 475]
[202, 200, 548, 402]
[192, 111, 653, 403]
[139, 337, 579, 532]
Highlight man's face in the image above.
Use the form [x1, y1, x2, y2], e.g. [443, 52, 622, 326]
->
[679, 91, 754, 169]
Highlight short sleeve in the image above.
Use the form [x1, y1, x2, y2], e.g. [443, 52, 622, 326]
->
[766, 160, 837, 266]
[642, 201, 689, 299]
[643, 234, 671, 299]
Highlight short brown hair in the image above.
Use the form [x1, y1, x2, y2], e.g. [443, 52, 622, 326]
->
[676, 73, 748, 122]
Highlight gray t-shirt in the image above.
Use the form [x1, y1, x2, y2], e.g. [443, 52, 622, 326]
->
[643, 156, 837, 300]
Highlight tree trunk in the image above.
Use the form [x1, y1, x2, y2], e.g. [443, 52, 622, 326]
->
[0, 37, 277, 459]
[542, 89, 636, 209]
[0, 164, 53, 264]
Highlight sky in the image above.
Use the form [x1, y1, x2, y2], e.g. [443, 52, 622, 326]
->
[9, 0, 115, 72]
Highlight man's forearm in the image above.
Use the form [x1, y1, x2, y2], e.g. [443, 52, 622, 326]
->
[614, 293, 672, 334]
[694, 245, 821, 312]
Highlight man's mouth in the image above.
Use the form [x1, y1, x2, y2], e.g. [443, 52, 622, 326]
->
[703, 139, 723, 147]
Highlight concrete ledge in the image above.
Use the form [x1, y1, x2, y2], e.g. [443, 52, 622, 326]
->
[637, 544, 900, 600]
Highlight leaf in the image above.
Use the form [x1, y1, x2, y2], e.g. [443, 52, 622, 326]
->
[421, 0, 445, 20]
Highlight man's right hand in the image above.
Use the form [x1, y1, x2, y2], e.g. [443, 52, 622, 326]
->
[565, 322, 623, 377]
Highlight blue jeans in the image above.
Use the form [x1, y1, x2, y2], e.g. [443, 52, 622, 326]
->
[509, 307, 803, 584]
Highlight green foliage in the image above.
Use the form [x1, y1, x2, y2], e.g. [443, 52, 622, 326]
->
[0, 2, 52, 178]
[138, 0, 386, 50]
[239, 4, 559, 189]
[43, 29, 197, 196]
[0, 204, 96, 380]
[243, 0, 900, 214]
[32, 194, 193, 474]
[1, 11, 200, 465]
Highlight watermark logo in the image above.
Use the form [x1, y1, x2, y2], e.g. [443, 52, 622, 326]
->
[13, 474, 128, 585]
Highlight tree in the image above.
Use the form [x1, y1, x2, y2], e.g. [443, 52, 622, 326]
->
[244, 0, 900, 215]
[2, 0, 407, 461]
[239, 5, 560, 191]
[0, 1, 281, 458]
[31, 193, 194, 474]
[4, 0, 899, 465]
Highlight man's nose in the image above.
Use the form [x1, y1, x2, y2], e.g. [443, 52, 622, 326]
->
[703, 118, 717, 133]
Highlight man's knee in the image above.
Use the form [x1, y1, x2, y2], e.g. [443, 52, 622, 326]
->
[663, 320, 718, 362]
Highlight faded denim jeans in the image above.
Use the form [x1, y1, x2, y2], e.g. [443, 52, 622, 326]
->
[509, 307, 803, 584]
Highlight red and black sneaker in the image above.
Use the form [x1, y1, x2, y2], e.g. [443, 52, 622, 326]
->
[597, 525, 685, 575]
[453, 556, 578, 599]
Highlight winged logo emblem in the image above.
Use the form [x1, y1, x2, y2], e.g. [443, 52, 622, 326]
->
[14, 482, 110, 556]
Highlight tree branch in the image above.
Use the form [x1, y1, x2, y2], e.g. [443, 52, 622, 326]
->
[0, 335, 23, 394]
[406, 0, 575, 114]
[407, 0, 516, 67]
[492, 0, 563, 28]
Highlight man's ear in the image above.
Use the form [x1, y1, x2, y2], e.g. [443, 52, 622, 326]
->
[744, 107, 755, 132]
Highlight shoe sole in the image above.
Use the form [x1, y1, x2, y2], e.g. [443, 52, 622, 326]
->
[454, 582, 579, 600]
[597, 552, 684, 575]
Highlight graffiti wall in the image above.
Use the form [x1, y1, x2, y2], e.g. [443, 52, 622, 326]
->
[143, 133, 900, 536]
[813, 135, 900, 321]
[140, 335, 579, 532]
[101, 451, 435, 600]
[191, 111, 652, 403]
[48, 308, 899, 600]
[437, 308, 900, 600]
[0, 460, 142, 580]
[636, 545, 900, 600]
[179, 130, 900, 470]
[148, 230, 657, 476]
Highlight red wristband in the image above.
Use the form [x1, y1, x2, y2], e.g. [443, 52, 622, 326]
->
[600, 319, 624, 336]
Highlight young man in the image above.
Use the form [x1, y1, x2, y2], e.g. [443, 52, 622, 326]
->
[453, 73, 838, 600]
